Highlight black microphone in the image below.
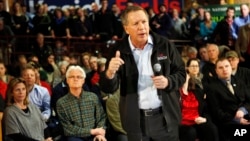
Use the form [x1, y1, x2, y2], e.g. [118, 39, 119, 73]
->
[153, 63, 162, 76]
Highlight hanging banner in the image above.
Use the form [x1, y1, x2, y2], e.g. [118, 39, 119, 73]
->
[203, 4, 241, 22]
[27, 0, 182, 13]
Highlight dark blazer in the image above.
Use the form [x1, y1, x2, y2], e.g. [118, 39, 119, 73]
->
[100, 32, 186, 141]
[206, 75, 250, 125]
[193, 84, 209, 118]
[234, 66, 250, 88]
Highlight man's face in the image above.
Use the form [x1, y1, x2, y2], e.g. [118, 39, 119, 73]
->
[36, 34, 44, 45]
[90, 59, 98, 71]
[207, 45, 219, 61]
[123, 10, 149, 48]
[22, 69, 36, 86]
[216, 60, 232, 80]
[227, 9, 235, 18]
[241, 5, 249, 17]
[199, 48, 209, 61]
[66, 69, 85, 89]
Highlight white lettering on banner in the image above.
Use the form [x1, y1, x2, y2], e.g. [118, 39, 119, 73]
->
[31, 0, 101, 12]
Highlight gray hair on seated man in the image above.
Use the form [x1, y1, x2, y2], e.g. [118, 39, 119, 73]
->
[65, 65, 86, 79]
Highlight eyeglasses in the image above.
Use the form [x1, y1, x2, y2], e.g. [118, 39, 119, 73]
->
[67, 76, 84, 79]
[189, 65, 199, 68]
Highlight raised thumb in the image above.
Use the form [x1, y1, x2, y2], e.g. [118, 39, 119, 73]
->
[115, 51, 120, 58]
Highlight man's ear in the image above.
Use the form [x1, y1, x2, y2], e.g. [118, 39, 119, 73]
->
[123, 26, 129, 34]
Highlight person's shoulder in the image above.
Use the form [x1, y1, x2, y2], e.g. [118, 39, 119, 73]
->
[238, 66, 250, 73]
[28, 103, 41, 112]
[83, 91, 98, 97]
[34, 84, 50, 93]
[56, 93, 70, 105]
[4, 105, 19, 114]
[151, 32, 170, 42]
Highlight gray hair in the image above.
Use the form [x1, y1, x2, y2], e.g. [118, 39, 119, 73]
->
[120, 5, 149, 26]
[187, 46, 198, 54]
[66, 65, 86, 78]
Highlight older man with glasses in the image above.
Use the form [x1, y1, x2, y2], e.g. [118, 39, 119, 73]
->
[56, 65, 107, 141]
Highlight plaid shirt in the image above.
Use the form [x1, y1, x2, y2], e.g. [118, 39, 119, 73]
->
[56, 91, 106, 137]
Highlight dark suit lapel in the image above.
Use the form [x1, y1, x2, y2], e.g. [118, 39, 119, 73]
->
[217, 79, 237, 99]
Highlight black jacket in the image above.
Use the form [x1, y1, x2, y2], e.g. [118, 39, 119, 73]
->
[100, 32, 186, 141]
[206, 75, 250, 124]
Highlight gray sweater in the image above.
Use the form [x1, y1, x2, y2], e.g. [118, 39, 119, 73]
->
[4, 103, 46, 141]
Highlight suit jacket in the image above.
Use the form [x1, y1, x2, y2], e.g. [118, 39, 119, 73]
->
[206, 75, 250, 125]
[235, 23, 250, 57]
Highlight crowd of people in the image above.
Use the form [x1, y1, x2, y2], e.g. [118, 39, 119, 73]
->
[1, 0, 250, 141]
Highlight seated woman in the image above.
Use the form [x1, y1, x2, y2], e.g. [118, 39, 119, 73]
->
[4, 78, 53, 141]
[179, 58, 219, 141]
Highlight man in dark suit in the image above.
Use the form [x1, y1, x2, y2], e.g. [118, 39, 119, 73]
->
[206, 58, 250, 141]
[225, 50, 250, 88]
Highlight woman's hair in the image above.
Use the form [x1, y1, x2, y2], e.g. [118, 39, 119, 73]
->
[6, 78, 29, 106]
[186, 58, 200, 91]
[186, 58, 200, 68]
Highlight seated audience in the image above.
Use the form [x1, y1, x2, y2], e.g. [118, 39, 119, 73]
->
[80, 52, 92, 74]
[179, 58, 219, 141]
[56, 65, 106, 141]
[225, 50, 250, 88]
[3, 78, 52, 141]
[52, 60, 69, 88]
[206, 58, 250, 141]
[21, 64, 51, 121]
[202, 44, 220, 88]
[198, 45, 209, 70]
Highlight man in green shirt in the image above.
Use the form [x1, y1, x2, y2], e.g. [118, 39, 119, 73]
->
[56, 65, 107, 141]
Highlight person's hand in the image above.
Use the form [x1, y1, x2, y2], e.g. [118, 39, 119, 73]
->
[152, 75, 168, 89]
[112, 35, 118, 40]
[235, 110, 244, 119]
[88, 36, 94, 40]
[240, 118, 250, 125]
[44, 137, 53, 141]
[80, 36, 86, 40]
[90, 127, 106, 136]
[194, 116, 207, 124]
[155, 24, 160, 29]
[15, 24, 21, 28]
[106, 51, 124, 79]
[67, 34, 72, 39]
[93, 135, 107, 141]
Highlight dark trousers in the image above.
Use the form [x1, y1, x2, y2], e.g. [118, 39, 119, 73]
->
[179, 120, 219, 141]
[139, 112, 179, 141]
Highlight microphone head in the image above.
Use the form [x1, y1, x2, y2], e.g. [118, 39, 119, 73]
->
[153, 63, 161, 73]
